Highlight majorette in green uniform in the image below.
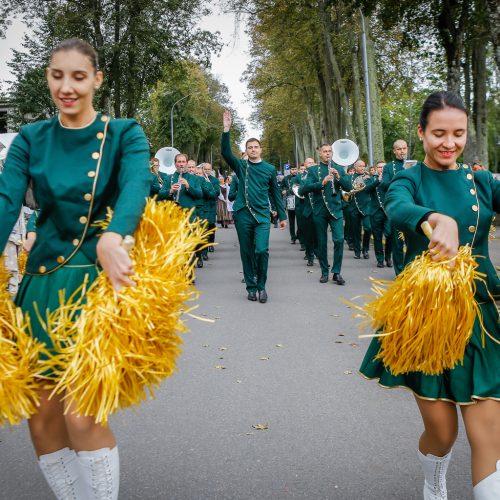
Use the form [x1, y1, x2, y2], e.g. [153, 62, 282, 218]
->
[379, 140, 408, 275]
[342, 161, 378, 259]
[221, 111, 287, 303]
[299, 145, 349, 285]
[0, 38, 151, 499]
[360, 91, 500, 500]
[369, 162, 393, 268]
[280, 165, 298, 243]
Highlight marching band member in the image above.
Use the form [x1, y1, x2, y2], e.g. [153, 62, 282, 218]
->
[380, 139, 408, 275]
[0, 38, 151, 499]
[281, 165, 298, 244]
[342, 165, 355, 251]
[149, 156, 168, 200]
[299, 145, 348, 285]
[221, 110, 287, 303]
[370, 160, 393, 268]
[202, 163, 220, 254]
[360, 91, 500, 500]
[342, 160, 377, 260]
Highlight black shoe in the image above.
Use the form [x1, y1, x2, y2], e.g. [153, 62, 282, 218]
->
[332, 273, 345, 285]
[354, 254, 361, 259]
[307, 259, 314, 266]
[363, 252, 369, 259]
[247, 291, 257, 301]
[258, 290, 268, 303]
[377, 261, 384, 268]
[290, 240, 296, 244]
[300, 245, 306, 251]
[196, 258, 203, 268]
[208, 246, 214, 253]
[319, 274, 328, 283]
[202, 254, 208, 261]
[385, 258, 393, 267]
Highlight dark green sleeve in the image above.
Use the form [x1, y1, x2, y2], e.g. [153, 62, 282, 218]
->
[105, 121, 151, 236]
[221, 131, 241, 177]
[204, 178, 217, 201]
[385, 170, 434, 233]
[380, 163, 392, 192]
[228, 178, 238, 201]
[490, 173, 500, 213]
[185, 174, 203, 200]
[0, 130, 30, 252]
[338, 175, 352, 191]
[363, 176, 379, 193]
[269, 172, 287, 221]
[299, 167, 322, 195]
[27, 210, 39, 233]
[211, 176, 221, 198]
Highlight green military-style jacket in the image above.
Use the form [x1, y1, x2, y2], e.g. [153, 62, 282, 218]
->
[291, 173, 305, 216]
[228, 175, 238, 202]
[221, 132, 286, 223]
[342, 173, 378, 216]
[0, 113, 150, 275]
[205, 175, 220, 224]
[369, 175, 386, 214]
[379, 159, 405, 196]
[26, 209, 40, 233]
[164, 170, 203, 211]
[298, 162, 349, 219]
[386, 162, 500, 301]
[150, 171, 170, 200]
[280, 174, 297, 197]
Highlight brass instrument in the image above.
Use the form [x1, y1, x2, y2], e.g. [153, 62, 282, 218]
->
[150, 163, 164, 188]
[343, 173, 369, 201]
[331, 138, 360, 202]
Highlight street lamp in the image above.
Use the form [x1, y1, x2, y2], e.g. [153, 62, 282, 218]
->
[170, 91, 199, 147]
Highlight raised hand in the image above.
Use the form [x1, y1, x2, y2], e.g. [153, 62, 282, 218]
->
[223, 110, 232, 132]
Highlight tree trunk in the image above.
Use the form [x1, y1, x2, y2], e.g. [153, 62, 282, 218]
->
[485, 0, 500, 70]
[472, 40, 488, 167]
[463, 45, 477, 164]
[111, 0, 121, 117]
[436, 0, 469, 95]
[348, 25, 368, 158]
[314, 41, 336, 139]
[364, 16, 384, 163]
[318, 0, 355, 139]
[91, 0, 109, 112]
[305, 97, 319, 152]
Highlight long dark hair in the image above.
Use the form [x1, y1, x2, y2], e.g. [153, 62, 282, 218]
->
[419, 91, 468, 131]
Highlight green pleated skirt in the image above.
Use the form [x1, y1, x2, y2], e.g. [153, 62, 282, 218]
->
[15, 252, 99, 354]
[359, 300, 500, 404]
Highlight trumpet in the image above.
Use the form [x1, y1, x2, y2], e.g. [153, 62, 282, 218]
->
[150, 163, 164, 188]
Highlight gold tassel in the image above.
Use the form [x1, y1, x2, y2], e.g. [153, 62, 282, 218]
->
[44, 200, 212, 424]
[18, 250, 28, 276]
[349, 245, 485, 376]
[0, 258, 45, 426]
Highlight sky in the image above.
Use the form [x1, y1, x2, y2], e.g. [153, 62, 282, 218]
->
[0, 7, 261, 147]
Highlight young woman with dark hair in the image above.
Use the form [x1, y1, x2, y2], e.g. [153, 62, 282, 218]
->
[0, 38, 151, 499]
[360, 91, 500, 500]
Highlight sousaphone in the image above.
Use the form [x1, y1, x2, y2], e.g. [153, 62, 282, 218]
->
[155, 147, 180, 175]
[331, 139, 359, 167]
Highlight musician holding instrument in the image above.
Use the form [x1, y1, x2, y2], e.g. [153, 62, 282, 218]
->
[221, 110, 287, 304]
[342, 159, 378, 260]
[164, 153, 202, 221]
[149, 157, 169, 200]
[281, 165, 298, 244]
[202, 163, 220, 254]
[291, 164, 306, 252]
[294, 159, 317, 265]
[379, 139, 408, 275]
[370, 160, 393, 268]
[299, 144, 351, 285]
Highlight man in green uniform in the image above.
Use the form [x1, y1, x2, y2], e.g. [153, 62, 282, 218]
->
[281, 165, 298, 243]
[221, 110, 287, 303]
[342, 159, 378, 260]
[380, 139, 407, 275]
[370, 160, 392, 268]
[342, 165, 355, 250]
[201, 162, 220, 255]
[164, 153, 202, 219]
[150, 157, 169, 200]
[299, 145, 349, 285]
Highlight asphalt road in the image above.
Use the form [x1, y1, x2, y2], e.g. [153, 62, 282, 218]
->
[1, 225, 499, 500]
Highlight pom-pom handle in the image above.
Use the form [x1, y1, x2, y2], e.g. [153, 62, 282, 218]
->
[421, 221, 433, 240]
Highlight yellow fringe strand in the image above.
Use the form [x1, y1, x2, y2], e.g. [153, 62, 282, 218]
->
[43, 200, 212, 424]
[0, 258, 45, 426]
[349, 245, 485, 376]
[17, 250, 28, 276]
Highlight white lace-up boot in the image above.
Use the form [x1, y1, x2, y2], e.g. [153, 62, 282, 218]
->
[417, 449, 452, 500]
[77, 446, 119, 500]
[38, 447, 87, 499]
[473, 460, 500, 500]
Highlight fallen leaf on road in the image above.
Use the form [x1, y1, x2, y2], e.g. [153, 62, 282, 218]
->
[215, 365, 226, 370]
[307, 270, 314, 273]
[219, 347, 227, 351]
[338, 334, 345, 337]
[349, 343, 359, 348]
[252, 423, 269, 430]
[236, 380, 242, 383]
[275, 344, 283, 348]
[334, 341, 343, 344]
[260, 357, 269, 360]
[202, 344, 209, 347]
[343, 370, 352, 375]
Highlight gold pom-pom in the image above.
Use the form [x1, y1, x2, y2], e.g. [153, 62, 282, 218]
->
[44, 200, 212, 424]
[0, 258, 45, 426]
[350, 245, 486, 376]
[18, 250, 28, 275]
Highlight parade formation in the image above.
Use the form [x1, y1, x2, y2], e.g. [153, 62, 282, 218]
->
[0, 24, 499, 500]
